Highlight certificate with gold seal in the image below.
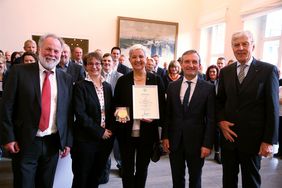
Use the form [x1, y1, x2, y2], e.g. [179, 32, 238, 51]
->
[132, 85, 159, 119]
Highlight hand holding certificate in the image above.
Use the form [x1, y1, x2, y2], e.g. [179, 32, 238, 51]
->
[132, 85, 160, 119]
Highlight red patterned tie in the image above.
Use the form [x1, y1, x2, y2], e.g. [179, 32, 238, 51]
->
[39, 71, 51, 131]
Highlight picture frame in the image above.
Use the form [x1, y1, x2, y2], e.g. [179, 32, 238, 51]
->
[118, 16, 178, 64]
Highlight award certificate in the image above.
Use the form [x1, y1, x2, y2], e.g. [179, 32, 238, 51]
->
[132, 85, 159, 119]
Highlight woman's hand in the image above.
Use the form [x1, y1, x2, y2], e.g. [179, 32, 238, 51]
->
[114, 107, 129, 123]
[102, 129, 112, 140]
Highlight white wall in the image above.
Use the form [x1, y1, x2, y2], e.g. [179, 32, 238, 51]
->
[2, 0, 278, 67]
[0, 0, 199, 60]
[197, 0, 282, 61]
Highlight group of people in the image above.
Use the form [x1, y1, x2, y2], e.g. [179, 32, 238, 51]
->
[0, 30, 279, 188]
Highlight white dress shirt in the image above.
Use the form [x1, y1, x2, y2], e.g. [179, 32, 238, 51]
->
[36, 62, 58, 137]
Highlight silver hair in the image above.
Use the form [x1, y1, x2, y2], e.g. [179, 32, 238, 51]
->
[231, 30, 254, 45]
[38, 33, 65, 49]
[129, 44, 148, 58]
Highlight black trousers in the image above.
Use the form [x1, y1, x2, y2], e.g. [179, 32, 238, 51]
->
[12, 134, 60, 188]
[169, 141, 204, 188]
[71, 140, 112, 188]
[221, 147, 261, 188]
[119, 137, 152, 188]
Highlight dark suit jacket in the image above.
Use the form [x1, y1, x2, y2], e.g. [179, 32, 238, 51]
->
[117, 63, 131, 75]
[66, 61, 85, 83]
[73, 80, 114, 142]
[162, 78, 215, 152]
[114, 72, 165, 145]
[0, 63, 73, 152]
[56, 61, 85, 83]
[157, 67, 166, 78]
[216, 58, 279, 154]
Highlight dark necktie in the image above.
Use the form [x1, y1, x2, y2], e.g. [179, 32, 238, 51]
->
[39, 71, 51, 131]
[183, 81, 192, 111]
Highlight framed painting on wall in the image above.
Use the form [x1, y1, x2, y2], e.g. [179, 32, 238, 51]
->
[118, 16, 178, 64]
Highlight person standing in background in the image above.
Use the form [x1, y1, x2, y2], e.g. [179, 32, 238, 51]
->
[71, 47, 84, 66]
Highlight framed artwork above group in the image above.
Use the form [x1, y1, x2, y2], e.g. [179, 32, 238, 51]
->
[118, 16, 179, 64]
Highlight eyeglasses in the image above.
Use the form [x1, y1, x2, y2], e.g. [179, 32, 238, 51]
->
[87, 62, 101, 67]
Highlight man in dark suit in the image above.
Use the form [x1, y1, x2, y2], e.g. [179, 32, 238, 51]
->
[162, 50, 215, 188]
[57, 43, 85, 83]
[71, 46, 83, 66]
[111, 47, 131, 75]
[216, 31, 279, 188]
[1, 34, 73, 188]
[152, 54, 166, 78]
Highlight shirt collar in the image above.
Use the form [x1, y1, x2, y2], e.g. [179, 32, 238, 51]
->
[85, 72, 105, 83]
[38, 61, 56, 74]
[236, 56, 253, 67]
[182, 75, 198, 85]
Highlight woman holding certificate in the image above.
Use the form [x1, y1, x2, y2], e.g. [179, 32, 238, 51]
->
[114, 44, 165, 188]
[72, 51, 114, 188]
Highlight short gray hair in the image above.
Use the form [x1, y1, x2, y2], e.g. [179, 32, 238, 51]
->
[38, 33, 65, 49]
[129, 44, 147, 58]
[231, 30, 254, 45]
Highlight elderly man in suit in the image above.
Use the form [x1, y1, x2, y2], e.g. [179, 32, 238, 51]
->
[216, 30, 279, 188]
[57, 43, 85, 83]
[162, 50, 215, 188]
[1, 34, 73, 188]
[71, 47, 83, 66]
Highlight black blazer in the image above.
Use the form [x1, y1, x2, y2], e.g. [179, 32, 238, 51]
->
[216, 58, 279, 153]
[73, 80, 114, 142]
[114, 72, 165, 145]
[1, 63, 73, 151]
[162, 78, 215, 152]
[117, 63, 131, 75]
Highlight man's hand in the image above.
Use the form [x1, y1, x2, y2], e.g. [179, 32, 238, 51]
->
[258, 142, 273, 157]
[218, 120, 237, 142]
[60, 147, 71, 158]
[4, 141, 20, 153]
[201, 147, 211, 158]
[162, 139, 170, 153]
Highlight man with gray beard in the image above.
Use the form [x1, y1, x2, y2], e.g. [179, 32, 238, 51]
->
[0, 34, 73, 188]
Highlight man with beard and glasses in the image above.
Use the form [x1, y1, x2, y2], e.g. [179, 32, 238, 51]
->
[0, 34, 73, 188]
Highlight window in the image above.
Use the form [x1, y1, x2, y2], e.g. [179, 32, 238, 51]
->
[244, 8, 282, 69]
[199, 23, 226, 71]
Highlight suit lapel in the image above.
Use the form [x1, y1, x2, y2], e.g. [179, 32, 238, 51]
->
[174, 78, 182, 107]
[56, 70, 63, 110]
[32, 63, 41, 105]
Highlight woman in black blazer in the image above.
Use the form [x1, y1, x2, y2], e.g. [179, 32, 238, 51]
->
[71, 51, 114, 188]
[114, 44, 165, 188]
